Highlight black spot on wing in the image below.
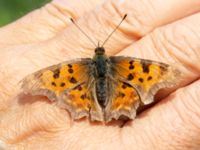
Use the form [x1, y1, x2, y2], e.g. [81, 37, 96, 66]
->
[51, 82, 56, 86]
[138, 78, 144, 83]
[80, 94, 87, 100]
[122, 84, 127, 89]
[70, 77, 77, 84]
[68, 68, 74, 73]
[141, 61, 150, 73]
[129, 60, 134, 65]
[53, 69, 60, 79]
[74, 84, 83, 91]
[122, 82, 132, 89]
[78, 86, 82, 91]
[68, 64, 72, 68]
[147, 76, 152, 81]
[60, 82, 65, 87]
[119, 92, 125, 98]
[127, 74, 134, 80]
[129, 64, 134, 70]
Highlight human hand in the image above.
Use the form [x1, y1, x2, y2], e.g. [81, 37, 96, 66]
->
[0, 0, 200, 149]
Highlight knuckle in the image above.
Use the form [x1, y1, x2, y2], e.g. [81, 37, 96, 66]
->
[149, 23, 200, 72]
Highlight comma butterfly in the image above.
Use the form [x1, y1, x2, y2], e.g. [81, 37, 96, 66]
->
[21, 15, 181, 122]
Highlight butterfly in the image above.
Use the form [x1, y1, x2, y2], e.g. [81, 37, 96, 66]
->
[20, 15, 181, 122]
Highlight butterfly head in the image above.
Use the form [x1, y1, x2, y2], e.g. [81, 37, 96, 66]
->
[95, 47, 105, 55]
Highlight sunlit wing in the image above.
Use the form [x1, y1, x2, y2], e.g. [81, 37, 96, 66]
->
[109, 56, 181, 104]
[20, 58, 103, 121]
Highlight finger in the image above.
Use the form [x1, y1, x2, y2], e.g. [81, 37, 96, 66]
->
[122, 79, 200, 150]
[4, 0, 197, 55]
[49, 0, 200, 56]
[0, 98, 71, 144]
[2, 0, 198, 76]
[0, 96, 122, 149]
[119, 12, 200, 92]
[0, 0, 103, 49]
[1, 0, 199, 72]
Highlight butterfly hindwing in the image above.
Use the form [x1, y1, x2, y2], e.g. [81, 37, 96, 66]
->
[110, 56, 180, 104]
[59, 83, 104, 121]
[105, 81, 140, 122]
[21, 58, 103, 121]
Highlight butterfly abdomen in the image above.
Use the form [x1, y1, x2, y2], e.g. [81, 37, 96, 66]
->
[96, 78, 107, 108]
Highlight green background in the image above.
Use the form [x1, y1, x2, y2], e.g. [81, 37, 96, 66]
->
[0, 0, 50, 26]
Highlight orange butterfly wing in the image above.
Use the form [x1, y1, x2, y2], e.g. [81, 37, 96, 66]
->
[21, 58, 103, 121]
[59, 82, 103, 121]
[110, 56, 180, 104]
[104, 56, 180, 121]
[105, 81, 140, 122]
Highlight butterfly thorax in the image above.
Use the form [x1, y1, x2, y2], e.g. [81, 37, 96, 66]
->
[93, 47, 109, 108]
[93, 47, 107, 77]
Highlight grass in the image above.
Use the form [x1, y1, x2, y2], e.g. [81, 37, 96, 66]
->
[0, 0, 50, 26]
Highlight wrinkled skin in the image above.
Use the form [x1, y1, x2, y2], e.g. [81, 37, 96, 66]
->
[0, 0, 200, 149]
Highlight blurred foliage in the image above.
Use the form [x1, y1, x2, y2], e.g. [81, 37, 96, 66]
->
[0, 0, 50, 26]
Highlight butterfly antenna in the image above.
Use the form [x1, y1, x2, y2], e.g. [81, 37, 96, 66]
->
[70, 18, 97, 47]
[101, 14, 127, 47]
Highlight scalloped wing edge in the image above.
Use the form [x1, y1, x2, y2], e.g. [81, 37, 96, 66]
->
[137, 65, 182, 105]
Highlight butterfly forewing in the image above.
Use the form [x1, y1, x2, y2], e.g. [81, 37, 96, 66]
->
[21, 58, 103, 120]
[22, 59, 91, 96]
[109, 56, 180, 104]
